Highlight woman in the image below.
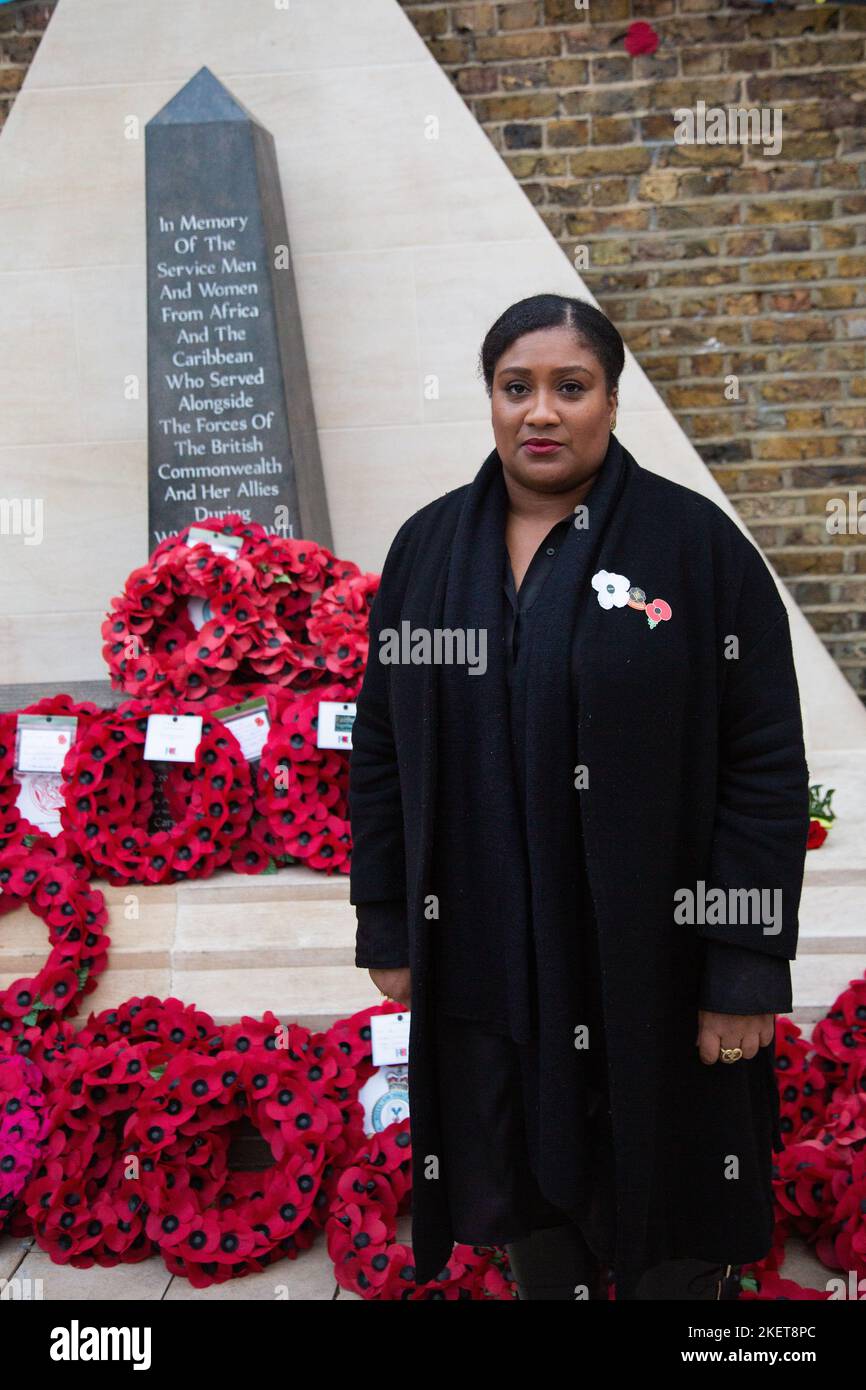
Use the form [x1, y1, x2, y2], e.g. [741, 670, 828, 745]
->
[348, 295, 810, 1301]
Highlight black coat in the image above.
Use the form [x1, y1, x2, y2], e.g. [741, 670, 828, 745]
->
[348, 440, 811, 1296]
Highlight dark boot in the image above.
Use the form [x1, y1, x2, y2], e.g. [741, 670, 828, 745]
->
[505, 1222, 606, 1301]
[635, 1259, 743, 1301]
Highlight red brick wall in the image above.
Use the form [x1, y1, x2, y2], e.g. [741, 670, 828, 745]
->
[400, 0, 866, 708]
[0, 2, 54, 132]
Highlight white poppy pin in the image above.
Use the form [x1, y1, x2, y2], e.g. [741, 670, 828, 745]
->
[591, 570, 672, 630]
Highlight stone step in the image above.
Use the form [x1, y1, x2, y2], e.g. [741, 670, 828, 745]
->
[1, 855, 863, 1027]
[1, 747, 863, 1028]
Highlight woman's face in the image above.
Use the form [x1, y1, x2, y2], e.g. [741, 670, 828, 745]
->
[490, 325, 618, 496]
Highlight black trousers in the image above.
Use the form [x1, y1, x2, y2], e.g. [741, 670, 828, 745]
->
[434, 1008, 615, 1260]
[434, 1011, 742, 1300]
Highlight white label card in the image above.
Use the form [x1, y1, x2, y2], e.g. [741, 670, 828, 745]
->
[186, 526, 243, 559]
[14, 772, 65, 834]
[370, 1010, 410, 1067]
[143, 714, 203, 763]
[187, 596, 214, 632]
[213, 698, 270, 762]
[15, 716, 78, 773]
[316, 701, 356, 750]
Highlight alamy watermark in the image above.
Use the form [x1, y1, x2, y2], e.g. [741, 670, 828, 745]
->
[0, 497, 44, 545]
[674, 880, 782, 935]
[379, 622, 487, 675]
[826, 490, 866, 535]
[674, 100, 783, 157]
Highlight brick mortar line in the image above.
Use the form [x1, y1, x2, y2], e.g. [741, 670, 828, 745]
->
[729, 487, 866, 495]
[642, 382, 866, 390]
[597, 318, 863, 328]
[663, 420, 866, 428]
[648, 420, 866, 428]
[456, 82, 865, 99]
[419, 18, 859, 39]
[576, 244, 863, 253]
[525, 190, 866, 201]
[755, 546, 866, 552]
[633, 378, 861, 383]
[585, 274, 864, 289]
[463, 71, 866, 85]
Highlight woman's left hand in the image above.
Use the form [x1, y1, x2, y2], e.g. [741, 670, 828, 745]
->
[695, 1010, 775, 1065]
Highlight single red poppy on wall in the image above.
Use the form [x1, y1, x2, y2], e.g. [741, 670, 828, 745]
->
[623, 21, 660, 57]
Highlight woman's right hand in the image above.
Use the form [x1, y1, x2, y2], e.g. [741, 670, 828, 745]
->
[369, 966, 411, 1009]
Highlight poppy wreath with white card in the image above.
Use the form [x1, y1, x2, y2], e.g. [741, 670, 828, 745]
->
[102, 513, 372, 702]
[325, 1005, 513, 1301]
[0, 694, 101, 865]
[247, 681, 358, 875]
[58, 698, 255, 886]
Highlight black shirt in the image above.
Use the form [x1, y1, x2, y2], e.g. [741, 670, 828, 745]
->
[503, 513, 575, 672]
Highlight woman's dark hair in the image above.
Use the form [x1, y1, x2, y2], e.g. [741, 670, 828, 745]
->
[479, 294, 625, 398]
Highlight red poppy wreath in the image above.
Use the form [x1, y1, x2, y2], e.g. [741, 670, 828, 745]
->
[24, 1038, 172, 1267]
[0, 1016, 82, 1093]
[244, 681, 358, 876]
[0, 841, 109, 1027]
[322, 1004, 514, 1300]
[18, 1003, 224, 1263]
[102, 515, 373, 703]
[327, 1119, 513, 1300]
[0, 694, 101, 863]
[217, 1009, 366, 1175]
[122, 1043, 347, 1288]
[59, 698, 255, 885]
[75, 994, 220, 1061]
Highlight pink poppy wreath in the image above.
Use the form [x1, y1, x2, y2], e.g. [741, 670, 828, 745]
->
[0, 1052, 48, 1232]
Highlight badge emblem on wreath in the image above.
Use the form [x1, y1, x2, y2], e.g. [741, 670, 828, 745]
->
[371, 1068, 410, 1132]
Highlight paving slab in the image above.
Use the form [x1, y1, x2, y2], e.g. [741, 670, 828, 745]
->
[165, 1240, 337, 1301]
[14, 1247, 172, 1300]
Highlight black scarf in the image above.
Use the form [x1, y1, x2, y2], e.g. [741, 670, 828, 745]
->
[430, 433, 629, 1047]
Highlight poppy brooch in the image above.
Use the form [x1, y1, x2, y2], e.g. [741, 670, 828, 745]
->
[591, 570, 672, 630]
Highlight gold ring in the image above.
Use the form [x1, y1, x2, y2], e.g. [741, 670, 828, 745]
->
[720, 1046, 743, 1064]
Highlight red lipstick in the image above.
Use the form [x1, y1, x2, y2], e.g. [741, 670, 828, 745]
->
[523, 438, 563, 456]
